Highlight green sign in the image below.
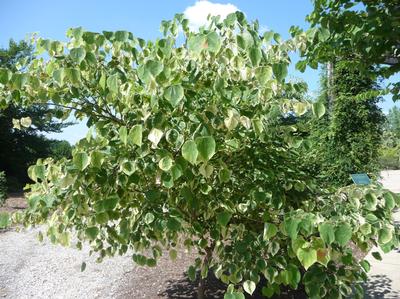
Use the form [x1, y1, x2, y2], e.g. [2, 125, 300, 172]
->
[350, 173, 371, 185]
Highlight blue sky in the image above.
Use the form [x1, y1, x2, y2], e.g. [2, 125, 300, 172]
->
[1, 0, 398, 144]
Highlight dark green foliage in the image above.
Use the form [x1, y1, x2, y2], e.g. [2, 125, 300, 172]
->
[0, 40, 33, 71]
[0, 40, 72, 191]
[304, 61, 384, 186]
[301, 0, 400, 100]
[0, 171, 6, 205]
[49, 140, 72, 160]
[379, 146, 400, 170]
[379, 107, 400, 169]
[386, 107, 400, 140]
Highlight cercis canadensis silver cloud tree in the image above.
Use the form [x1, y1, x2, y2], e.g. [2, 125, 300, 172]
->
[0, 12, 399, 299]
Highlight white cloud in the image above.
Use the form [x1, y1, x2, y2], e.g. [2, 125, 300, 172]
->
[184, 1, 239, 30]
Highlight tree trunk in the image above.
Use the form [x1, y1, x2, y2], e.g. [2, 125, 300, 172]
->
[327, 61, 335, 114]
[326, 61, 335, 114]
[197, 276, 206, 299]
[196, 245, 214, 299]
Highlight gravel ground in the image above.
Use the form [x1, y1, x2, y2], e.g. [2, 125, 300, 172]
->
[0, 171, 399, 298]
[0, 227, 135, 298]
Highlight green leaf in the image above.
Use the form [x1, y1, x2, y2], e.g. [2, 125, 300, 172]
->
[293, 102, 308, 116]
[187, 34, 207, 55]
[85, 227, 99, 241]
[81, 262, 86, 272]
[53, 68, 65, 85]
[188, 35, 206, 56]
[169, 249, 178, 261]
[148, 128, 163, 148]
[243, 280, 256, 295]
[34, 165, 46, 181]
[12, 73, 28, 89]
[102, 196, 118, 210]
[378, 227, 393, 244]
[318, 222, 335, 245]
[284, 218, 300, 239]
[295, 60, 307, 72]
[159, 156, 173, 171]
[206, 32, 221, 53]
[0, 212, 10, 229]
[147, 60, 163, 76]
[263, 31, 274, 42]
[335, 223, 352, 246]
[144, 212, 155, 224]
[318, 27, 330, 42]
[297, 247, 317, 270]
[167, 218, 181, 231]
[263, 223, 278, 240]
[65, 68, 81, 85]
[115, 31, 129, 42]
[107, 74, 119, 93]
[249, 47, 262, 66]
[195, 136, 216, 162]
[217, 211, 232, 227]
[147, 258, 157, 267]
[384, 192, 395, 210]
[262, 285, 275, 298]
[360, 223, 371, 235]
[119, 126, 128, 145]
[255, 66, 272, 84]
[287, 264, 301, 287]
[171, 164, 183, 180]
[121, 161, 136, 175]
[95, 212, 109, 224]
[128, 124, 143, 147]
[237, 31, 254, 49]
[252, 118, 264, 135]
[73, 152, 90, 171]
[69, 27, 84, 40]
[360, 260, 370, 272]
[272, 63, 288, 82]
[224, 109, 240, 131]
[219, 168, 231, 183]
[99, 72, 106, 90]
[164, 85, 184, 107]
[188, 265, 196, 281]
[70, 47, 86, 64]
[20, 117, 32, 128]
[371, 251, 382, 261]
[312, 102, 326, 118]
[0, 68, 11, 84]
[91, 151, 104, 168]
[182, 140, 198, 165]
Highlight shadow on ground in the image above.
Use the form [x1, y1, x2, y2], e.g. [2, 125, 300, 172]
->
[364, 274, 400, 299]
[160, 272, 307, 299]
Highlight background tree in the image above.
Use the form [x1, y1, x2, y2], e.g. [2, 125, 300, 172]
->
[386, 106, 400, 140]
[0, 40, 72, 191]
[326, 61, 383, 184]
[379, 107, 400, 169]
[303, 61, 384, 186]
[298, 0, 400, 99]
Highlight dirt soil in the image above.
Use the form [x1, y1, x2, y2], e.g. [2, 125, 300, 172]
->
[0, 193, 27, 213]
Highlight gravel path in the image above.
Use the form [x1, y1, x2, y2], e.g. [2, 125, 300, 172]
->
[0, 227, 136, 298]
[0, 171, 399, 298]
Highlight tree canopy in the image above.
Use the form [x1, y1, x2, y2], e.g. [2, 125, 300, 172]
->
[295, 0, 400, 99]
